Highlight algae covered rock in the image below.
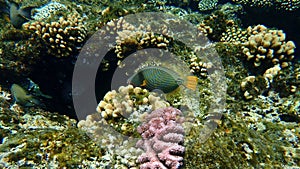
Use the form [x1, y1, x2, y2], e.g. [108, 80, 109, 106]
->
[0, 86, 103, 168]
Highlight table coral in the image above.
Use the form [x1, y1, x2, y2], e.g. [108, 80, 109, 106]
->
[136, 107, 185, 169]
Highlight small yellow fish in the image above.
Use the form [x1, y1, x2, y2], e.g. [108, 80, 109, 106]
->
[10, 84, 40, 106]
[128, 66, 198, 93]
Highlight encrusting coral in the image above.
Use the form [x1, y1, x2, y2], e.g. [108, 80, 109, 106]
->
[32, 2, 67, 21]
[136, 107, 185, 169]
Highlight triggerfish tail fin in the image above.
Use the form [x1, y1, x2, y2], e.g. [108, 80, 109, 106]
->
[185, 76, 198, 91]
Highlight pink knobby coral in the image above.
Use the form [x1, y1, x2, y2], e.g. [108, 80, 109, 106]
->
[136, 107, 185, 169]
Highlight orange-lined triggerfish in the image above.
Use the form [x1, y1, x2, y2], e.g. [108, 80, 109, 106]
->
[127, 66, 198, 93]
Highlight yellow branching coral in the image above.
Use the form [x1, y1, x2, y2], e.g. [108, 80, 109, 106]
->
[23, 13, 87, 58]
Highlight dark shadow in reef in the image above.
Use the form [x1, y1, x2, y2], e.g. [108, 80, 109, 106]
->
[95, 48, 138, 104]
[95, 49, 119, 105]
[28, 54, 78, 120]
[26, 44, 134, 121]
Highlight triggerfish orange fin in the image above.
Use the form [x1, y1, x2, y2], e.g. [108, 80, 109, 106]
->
[185, 76, 198, 91]
[140, 80, 147, 87]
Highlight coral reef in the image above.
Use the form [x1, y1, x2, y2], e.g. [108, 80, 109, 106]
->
[96, 85, 169, 121]
[189, 53, 211, 78]
[185, 91, 300, 168]
[23, 13, 87, 58]
[0, 85, 104, 168]
[101, 17, 171, 60]
[78, 111, 143, 168]
[198, 0, 218, 11]
[32, 2, 67, 21]
[197, 11, 236, 41]
[96, 85, 169, 136]
[0, 1, 299, 168]
[78, 85, 171, 168]
[241, 25, 295, 71]
[221, 22, 297, 69]
[0, 1, 88, 79]
[239, 65, 285, 99]
[232, 0, 300, 11]
[271, 62, 300, 97]
[0, 38, 41, 76]
[220, 23, 297, 99]
[220, 24, 248, 43]
[136, 107, 185, 169]
[221, 24, 296, 72]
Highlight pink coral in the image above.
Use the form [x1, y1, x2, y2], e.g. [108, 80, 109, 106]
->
[136, 107, 185, 169]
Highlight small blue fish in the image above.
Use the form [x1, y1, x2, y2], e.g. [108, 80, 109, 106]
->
[128, 66, 198, 93]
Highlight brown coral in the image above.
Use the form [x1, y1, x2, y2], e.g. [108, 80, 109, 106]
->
[23, 13, 87, 58]
[102, 18, 171, 60]
[241, 25, 295, 70]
